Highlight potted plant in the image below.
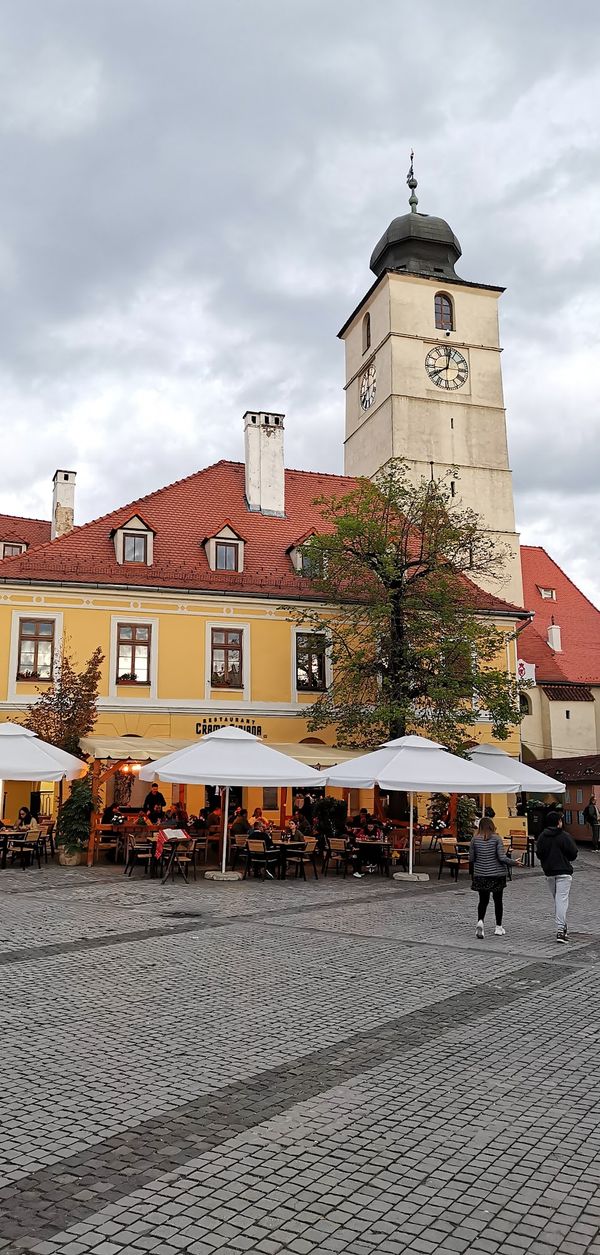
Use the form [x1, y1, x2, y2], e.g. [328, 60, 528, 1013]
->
[456, 795, 478, 844]
[56, 774, 96, 866]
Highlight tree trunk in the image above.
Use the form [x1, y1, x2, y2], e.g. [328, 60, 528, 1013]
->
[388, 590, 408, 741]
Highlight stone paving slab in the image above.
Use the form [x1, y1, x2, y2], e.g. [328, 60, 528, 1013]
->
[0, 854, 599, 1253]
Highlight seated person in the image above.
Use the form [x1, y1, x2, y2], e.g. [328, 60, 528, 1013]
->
[17, 806, 39, 832]
[173, 801, 189, 827]
[364, 819, 383, 840]
[161, 807, 180, 829]
[292, 808, 311, 836]
[352, 807, 372, 832]
[231, 808, 251, 836]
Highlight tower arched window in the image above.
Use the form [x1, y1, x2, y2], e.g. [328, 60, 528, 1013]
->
[362, 312, 371, 354]
[435, 293, 454, 332]
[519, 692, 532, 717]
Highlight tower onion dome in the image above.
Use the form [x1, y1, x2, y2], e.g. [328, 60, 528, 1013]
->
[370, 153, 462, 281]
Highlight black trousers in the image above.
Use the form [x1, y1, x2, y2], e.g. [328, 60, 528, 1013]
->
[477, 887, 504, 925]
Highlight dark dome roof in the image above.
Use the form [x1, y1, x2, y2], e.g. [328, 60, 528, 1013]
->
[370, 210, 462, 280]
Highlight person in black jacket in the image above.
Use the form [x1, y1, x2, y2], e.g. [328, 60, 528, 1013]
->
[536, 812, 578, 943]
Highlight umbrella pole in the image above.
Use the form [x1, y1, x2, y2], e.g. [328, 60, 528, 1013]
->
[409, 791, 414, 876]
[221, 785, 230, 875]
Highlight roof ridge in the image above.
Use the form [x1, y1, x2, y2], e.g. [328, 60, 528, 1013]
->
[0, 512, 51, 525]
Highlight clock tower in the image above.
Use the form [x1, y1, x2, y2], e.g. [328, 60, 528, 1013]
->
[338, 160, 523, 605]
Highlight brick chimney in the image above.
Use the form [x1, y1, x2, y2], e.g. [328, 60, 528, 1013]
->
[243, 412, 285, 516]
[51, 469, 76, 539]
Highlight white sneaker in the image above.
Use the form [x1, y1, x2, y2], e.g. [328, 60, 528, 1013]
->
[494, 926, 506, 936]
[476, 920, 484, 939]
[353, 871, 362, 878]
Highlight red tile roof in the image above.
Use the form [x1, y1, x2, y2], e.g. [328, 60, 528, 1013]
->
[544, 684, 594, 702]
[0, 460, 523, 612]
[0, 513, 51, 553]
[534, 753, 600, 782]
[519, 546, 600, 685]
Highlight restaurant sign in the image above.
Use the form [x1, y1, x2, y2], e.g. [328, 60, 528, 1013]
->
[195, 717, 263, 737]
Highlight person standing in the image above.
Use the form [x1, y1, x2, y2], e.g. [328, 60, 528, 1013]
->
[583, 795, 600, 850]
[536, 811, 578, 943]
[470, 818, 519, 939]
[142, 783, 166, 823]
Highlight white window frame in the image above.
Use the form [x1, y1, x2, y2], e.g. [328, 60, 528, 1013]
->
[8, 610, 63, 700]
[109, 615, 158, 699]
[205, 526, 245, 573]
[538, 587, 556, 600]
[113, 515, 154, 566]
[205, 620, 250, 700]
[292, 627, 332, 697]
[1, 542, 25, 558]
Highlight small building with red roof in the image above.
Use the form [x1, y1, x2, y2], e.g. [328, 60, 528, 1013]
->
[518, 546, 600, 763]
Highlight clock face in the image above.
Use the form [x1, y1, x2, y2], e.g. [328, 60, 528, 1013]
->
[425, 345, 469, 390]
[360, 362, 376, 410]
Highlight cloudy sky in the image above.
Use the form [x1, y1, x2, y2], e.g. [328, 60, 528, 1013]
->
[1, 0, 599, 603]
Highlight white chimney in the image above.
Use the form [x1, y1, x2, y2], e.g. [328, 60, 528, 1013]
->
[52, 469, 77, 539]
[243, 411, 285, 516]
[547, 623, 562, 652]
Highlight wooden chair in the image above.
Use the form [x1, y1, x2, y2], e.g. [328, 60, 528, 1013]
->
[323, 838, 351, 877]
[243, 839, 279, 881]
[9, 834, 42, 870]
[438, 838, 469, 881]
[230, 832, 249, 870]
[124, 836, 153, 876]
[509, 830, 529, 866]
[38, 820, 55, 861]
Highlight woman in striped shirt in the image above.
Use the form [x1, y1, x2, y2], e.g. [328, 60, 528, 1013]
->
[470, 818, 519, 939]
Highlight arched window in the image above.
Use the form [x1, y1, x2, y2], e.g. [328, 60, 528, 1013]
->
[362, 312, 371, 353]
[519, 692, 532, 717]
[435, 293, 454, 331]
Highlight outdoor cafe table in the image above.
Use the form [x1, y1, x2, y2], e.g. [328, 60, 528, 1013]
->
[353, 839, 392, 876]
[0, 829, 20, 869]
[271, 839, 309, 879]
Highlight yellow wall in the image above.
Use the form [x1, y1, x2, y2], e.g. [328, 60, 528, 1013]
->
[0, 582, 522, 821]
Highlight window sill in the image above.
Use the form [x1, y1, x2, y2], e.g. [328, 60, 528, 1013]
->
[210, 685, 244, 692]
[117, 679, 151, 686]
[16, 676, 52, 685]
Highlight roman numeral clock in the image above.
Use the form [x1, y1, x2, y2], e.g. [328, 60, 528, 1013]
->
[425, 344, 469, 391]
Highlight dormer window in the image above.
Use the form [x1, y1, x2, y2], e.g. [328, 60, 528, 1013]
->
[204, 523, 245, 573]
[123, 533, 147, 564]
[288, 532, 323, 577]
[112, 515, 155, 566]
[215, 541, 239, 571]
[1, 542, 24, 558]
[538, 586, 557, 600]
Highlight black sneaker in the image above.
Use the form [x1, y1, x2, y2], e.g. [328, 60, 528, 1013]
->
[556, 928, 568, 944]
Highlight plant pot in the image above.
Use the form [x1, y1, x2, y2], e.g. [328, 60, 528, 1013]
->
[58, 848, 83, 867]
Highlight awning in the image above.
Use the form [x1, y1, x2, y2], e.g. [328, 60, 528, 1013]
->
[79, 735, 361, 769]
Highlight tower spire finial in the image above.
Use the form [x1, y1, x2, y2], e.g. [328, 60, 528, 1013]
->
[407, 149, 418, 213]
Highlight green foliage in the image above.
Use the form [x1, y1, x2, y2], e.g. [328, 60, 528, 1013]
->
[56, 774, 98, 852]
[291, 461, 521, 752]
[457, 795, 478, 843]
[314, 795, 347, 838]
[23, 641, 104, 756]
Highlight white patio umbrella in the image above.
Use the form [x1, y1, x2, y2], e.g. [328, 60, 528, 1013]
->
[467, 743, 566, 794]
[139, 727, 326, 873]
[0, 722, 87, 781]
[323, 734, 517, 876]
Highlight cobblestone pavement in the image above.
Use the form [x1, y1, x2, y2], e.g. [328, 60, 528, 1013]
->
[1, 853, 600, 1254]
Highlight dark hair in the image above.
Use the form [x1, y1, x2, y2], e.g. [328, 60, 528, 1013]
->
[478, 817, 496, 841]
[546, 810, 562, 827]
[18, 807, 32, 823]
